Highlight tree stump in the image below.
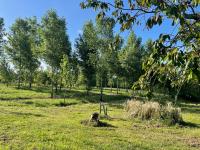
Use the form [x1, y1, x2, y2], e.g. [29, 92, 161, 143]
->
[90, 112, 99, 123]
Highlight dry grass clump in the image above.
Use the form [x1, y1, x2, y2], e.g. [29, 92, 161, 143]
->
[125, 100, 182, 125]
[141, 101, 161, 120]
[161, 102, 182, 125]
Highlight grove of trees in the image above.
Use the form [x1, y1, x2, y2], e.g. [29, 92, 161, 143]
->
[0, 1, 199, 103]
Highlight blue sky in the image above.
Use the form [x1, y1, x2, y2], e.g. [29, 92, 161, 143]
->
[0, 0, 175, 48]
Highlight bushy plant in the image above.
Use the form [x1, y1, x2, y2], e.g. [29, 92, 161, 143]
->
[161, 102, 182, 125]
[125, 100, 182, 125]
[126, 100, 143, 118]
[141, 102, 160, 120]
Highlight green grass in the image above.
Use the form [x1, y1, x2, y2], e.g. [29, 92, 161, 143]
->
[0, 84, 200, 149]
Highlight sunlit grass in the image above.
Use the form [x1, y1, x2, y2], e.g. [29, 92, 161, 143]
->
[0, 84, 200, 149]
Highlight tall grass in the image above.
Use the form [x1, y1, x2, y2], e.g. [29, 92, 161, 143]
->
[125, 99, 183, 125]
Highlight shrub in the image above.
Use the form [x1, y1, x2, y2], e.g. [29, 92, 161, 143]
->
[125, 100, 182, 125]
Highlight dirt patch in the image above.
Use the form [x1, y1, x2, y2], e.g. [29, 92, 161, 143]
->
[132, 123, 165, 129]
[177, 137, 200, 148]
[186, 137, 200, 148]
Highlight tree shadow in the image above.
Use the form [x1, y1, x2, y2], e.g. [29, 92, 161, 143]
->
[178, 103, 200, 114]
[181, 121, 200, 128]
[80, 119, 116, 128]
[54, 102, 78, 107]
[18, 86, 50, 94]
[57, 90, 129, 104]
[9, 111, 44, 117]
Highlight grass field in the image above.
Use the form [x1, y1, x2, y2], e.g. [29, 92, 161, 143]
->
[0, 84, 200, 150]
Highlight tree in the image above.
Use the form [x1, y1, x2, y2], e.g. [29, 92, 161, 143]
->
[35, 70, 51, 87]
[71, 52, 79, 87]
[75, 21, 97, 95]
[81, 0, 200, 102]
[40, 10, 71, 98]
[60, 55, 73, 90]
[0, 55, 13, 86]
[119, 31, 144, 87]
[6, 18, 39, 88]
[25, 17, 40, 88]
[96, 17, 123, 95]
[60, 54, 73, 103]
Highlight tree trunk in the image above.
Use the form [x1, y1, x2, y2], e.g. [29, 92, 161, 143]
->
[55, 82, 58, 94]
[29, 73, 32, 89]
[117, 77, 119, 94]
[64, 88, 66, 104]
[51, 68, 54, 98]
[59, 84, 62, 92]
[59, 77, 62, 92]
[100, 77, 103, 102]
[18, 51, 22, 89]
[29, 82, 32, 89]
[125, 79, 128, 92]
[110, 80, 112, 92]
[18, 71, 21, 89]
[174, 87, 181, 105]
[99, 76, 104, 114]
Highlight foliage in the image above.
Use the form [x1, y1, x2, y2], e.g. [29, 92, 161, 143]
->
[60, 54, 73, 89]
[6, 18, 39, 88]
[119, 31, 145, 87]
[81, 0, 200, 102]
[35, 70, 51, 86]
[40, 9, 71, 97]
[0, 56, 14, 85]
[75, 21, 97, 94]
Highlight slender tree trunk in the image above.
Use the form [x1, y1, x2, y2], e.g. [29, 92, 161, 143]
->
[64, 88, 66, 104]
[117, 77, 119, 94]
[29, 72, 32, 89]
[51, 67, 54, 98]
[110, 79, 112, 93]
[100, 76, 103, 102]
[18, 51, 22, 89]
[99, 76, 103, 114]
[59, 84, 62, 91]
[119, 79, 121, 91]
[125, 79, 128, 92]
[59, 77, 62, 92]
[29, 82, 32, 89]
[55, 81, 58, 94]
[174, 87, 181, 105]
[18, 69, 21, 89]
[124, 79, 125, 91]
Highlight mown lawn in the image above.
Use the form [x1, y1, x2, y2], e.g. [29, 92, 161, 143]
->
[0, 84, 200, 150]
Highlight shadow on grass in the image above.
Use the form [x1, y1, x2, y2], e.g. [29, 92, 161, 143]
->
[17, 86, 50, 94]
[10, 111, 44, 117]
[108, 103, 124, 109]
[57, 90, 129, 104]
[0, 97, 31, 101]
[179, 103, 200, 114]
[81, 119, 116, 128]
[54, 102, 78, 107]
[12, 87, 129, 104]
[181, 121, 200, 128]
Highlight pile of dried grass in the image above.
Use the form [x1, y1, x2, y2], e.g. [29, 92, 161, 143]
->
[125, 100, 182, 125]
